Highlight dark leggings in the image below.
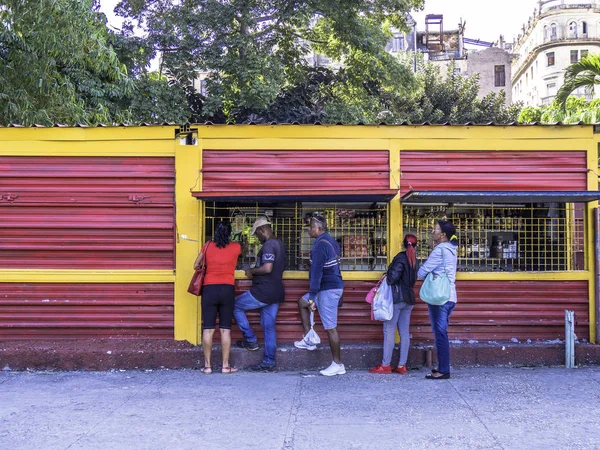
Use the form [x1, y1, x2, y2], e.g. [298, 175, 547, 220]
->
[201, 284, 235, 329]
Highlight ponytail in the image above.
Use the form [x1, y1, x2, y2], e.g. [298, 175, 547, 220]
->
[403, 234, 418, 268]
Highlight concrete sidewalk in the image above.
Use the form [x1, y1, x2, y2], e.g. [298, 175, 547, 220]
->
[1, 367, 599, 450]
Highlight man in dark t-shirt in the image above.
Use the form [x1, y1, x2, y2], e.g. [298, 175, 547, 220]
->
[233, 216, 286, 372]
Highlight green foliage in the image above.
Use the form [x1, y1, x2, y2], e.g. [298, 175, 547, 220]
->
[390, 61, 522, 124]
[0, 0, 132, 125]
[556, 53, 600, 107]
[126, 72, 192, 124]
[115, 0, 424, 122]
[518, 97, 600, 124]
[0, 0, 522, 126]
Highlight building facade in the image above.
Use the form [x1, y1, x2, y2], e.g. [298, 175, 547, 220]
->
[512, 0, 600, 106]
[464, 47, 514, 103]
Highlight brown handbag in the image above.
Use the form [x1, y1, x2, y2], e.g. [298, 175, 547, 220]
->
[187, 241, 211, 296]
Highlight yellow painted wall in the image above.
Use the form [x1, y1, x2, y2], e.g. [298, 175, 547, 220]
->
[0, 124, 598, 343]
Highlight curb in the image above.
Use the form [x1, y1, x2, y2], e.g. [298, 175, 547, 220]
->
[1, 340, 599, 371]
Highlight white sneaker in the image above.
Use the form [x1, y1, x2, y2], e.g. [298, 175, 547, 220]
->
[294, 337, 317, 351]
[320, 361, 346, 376]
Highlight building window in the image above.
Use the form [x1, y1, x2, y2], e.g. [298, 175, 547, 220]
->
[551, 23, 557, 40]
[568, 21, 578, 39]
[391, 35, 404, 53]
[494, 65, 506, 87]
[199, 79, 208, 96]
[582, 21, 588, 35]
[547, 82, 557, 96]
[571, 50, 579, 64]
[547, 52, 555, 66]
[543, 25, 548, 41]
[581, 49, 589, 59]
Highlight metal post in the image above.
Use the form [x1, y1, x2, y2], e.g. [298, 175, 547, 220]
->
[565, 310, 575, 369]
[594, 208, 600, 344]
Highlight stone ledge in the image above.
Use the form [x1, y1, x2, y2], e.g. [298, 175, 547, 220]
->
[0, 340, 598, 371]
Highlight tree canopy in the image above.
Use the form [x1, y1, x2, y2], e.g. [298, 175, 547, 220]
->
[114, 0, 424, 123]
[0, 0, 191, 126]
[556, 53, 600, 107]
[0, 0, 522, 126]
[0, 0, 132, 125]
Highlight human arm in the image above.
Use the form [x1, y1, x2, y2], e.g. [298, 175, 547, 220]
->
[245, 262, 273, 278]
[307, 243, 327, 300]
[417, 246, 442, 280]
[386, 253, 405, 285]
[245, 240, 276, 278]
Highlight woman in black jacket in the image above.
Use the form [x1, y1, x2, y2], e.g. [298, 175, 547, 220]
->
[369, 234, 418, 375]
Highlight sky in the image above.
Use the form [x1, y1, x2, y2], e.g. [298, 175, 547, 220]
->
[99, 0, 539, 45]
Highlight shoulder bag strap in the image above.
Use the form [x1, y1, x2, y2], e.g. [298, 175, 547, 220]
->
[440, 247, 447, 277]
[321, 239, 342, 274]
[199, 240, 211, 266]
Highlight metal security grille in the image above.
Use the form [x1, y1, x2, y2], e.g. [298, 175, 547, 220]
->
[204, 202, 388, 271]
[402, 203, 585, 272]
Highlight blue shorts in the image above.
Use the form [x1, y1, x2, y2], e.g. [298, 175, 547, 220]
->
[302, 289, 343, 330]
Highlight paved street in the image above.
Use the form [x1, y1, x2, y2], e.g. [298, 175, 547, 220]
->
[1, 366, 599, 450]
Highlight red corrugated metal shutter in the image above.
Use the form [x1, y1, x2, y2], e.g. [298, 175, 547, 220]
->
[0, 283, 174, 339]
[0, 156, 175, 340]
[202, 150, 389, 192]
[400, 151, 588, 195]
[0, 156, 175, 269]
[228, 280, 587, 343]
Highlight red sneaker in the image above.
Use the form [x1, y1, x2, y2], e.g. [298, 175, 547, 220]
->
[393, 365, 408, 375]
[369, 364, 392, 374]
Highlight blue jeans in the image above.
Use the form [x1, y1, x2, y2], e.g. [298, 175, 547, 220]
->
[233, 290, 280, 365]
[428, 302, 456, 374]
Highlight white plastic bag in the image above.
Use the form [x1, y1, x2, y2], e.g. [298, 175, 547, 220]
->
[305, 311, 321, 345]
[372, 277, 394, 321]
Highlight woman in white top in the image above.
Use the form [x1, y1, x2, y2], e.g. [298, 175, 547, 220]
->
[417, 220, 458, 380]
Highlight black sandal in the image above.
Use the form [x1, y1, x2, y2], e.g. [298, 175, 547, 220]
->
[425, 373, 450, 380]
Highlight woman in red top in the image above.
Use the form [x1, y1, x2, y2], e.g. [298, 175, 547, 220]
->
[193, 222, 241, 374]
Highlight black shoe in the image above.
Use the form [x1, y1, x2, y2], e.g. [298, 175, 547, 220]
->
[247, 362, 277, 373]
[235, 339, 259, 351]
[425, 372, 450, 380]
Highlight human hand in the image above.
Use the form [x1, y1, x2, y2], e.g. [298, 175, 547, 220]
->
[244, 268, 253, 279]
[308, 300, 316, 312]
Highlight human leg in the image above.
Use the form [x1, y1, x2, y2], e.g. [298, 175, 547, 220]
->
[382, 303, 402, 366]
[397, 303, 414, 367]
[297, 294, 311, 335]
[427, 302, 456, 376]
[326, 328, 341, 363]
[233, 290, 265, 344]
[259, 302, 280, 365]
[315, 289, 343, 364]
[202, 328, 215, 370]
[217, 285, 236, 368]
[200, 285, 220, 370]
[294, 293, 317, 350]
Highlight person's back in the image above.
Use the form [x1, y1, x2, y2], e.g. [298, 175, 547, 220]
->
[250, 237, 286, 304]
[310, 232, 343, 293]
[204, 241, 241, 286]
[387, 250, 418, 305]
